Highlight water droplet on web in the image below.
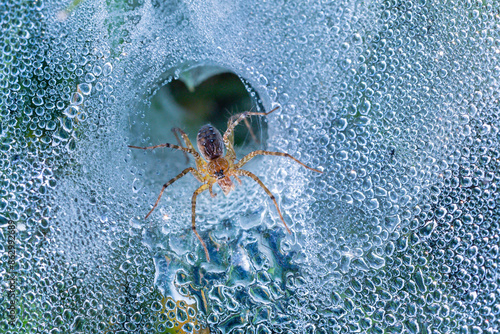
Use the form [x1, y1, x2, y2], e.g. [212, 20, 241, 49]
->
[32, 96, 44, 106]
[71, 92, 84, 105]
[78, 83, 92, 95]
[366, 198, 379, 210]
[85, 73, 96, 83]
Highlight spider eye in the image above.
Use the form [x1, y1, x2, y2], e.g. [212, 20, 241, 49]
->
[215, 169, 224, 179]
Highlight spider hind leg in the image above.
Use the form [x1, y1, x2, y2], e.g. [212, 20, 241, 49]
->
[145, 167, 202, 219]
[233, 169, 291, 234]
[192, 184, 211, 262]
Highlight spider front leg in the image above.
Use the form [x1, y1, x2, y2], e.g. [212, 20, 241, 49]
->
[243, 118, 259, 144]
[171, 127, 207, 171]
[145, 167, 204, 219]
[192, 183, 211, 262]
[172, 128, 190, 164]
[235, 150, 322, 173]
[233, 169, 291, 234]
[128, 142, 200, 159]
[222, 106, 280, 161]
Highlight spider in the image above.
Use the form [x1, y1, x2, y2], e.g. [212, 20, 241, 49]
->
[129, 106, 322, 262]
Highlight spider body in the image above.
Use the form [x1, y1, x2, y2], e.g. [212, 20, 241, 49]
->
[129, 106, 322, 262]
[197, 125, 236, 194]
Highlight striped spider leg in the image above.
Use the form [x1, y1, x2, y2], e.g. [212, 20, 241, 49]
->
[222, 106, 322, 234]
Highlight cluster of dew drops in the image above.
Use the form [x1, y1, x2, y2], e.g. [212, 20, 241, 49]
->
[0, 0, 126, 333]
[287, 1, 500, 333]
[1, 0, 500, 333]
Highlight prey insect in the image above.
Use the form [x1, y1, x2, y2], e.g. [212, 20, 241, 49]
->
[129, 106, 322, 262]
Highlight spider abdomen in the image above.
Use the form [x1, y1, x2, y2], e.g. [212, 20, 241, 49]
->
[197, 124, 224, 161]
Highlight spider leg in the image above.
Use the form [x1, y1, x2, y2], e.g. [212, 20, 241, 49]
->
[171, 127, 208, 173]
[223, 106, 280, 161]
[226, 106, 280, 130]
[172, 128, 190, 164]
[145, 167, 203, 219]
[192, 183, 211, 262]
[233, 169, 291, 234]
[235, 150, 322, 173]
[243, 117, 259, 144]
[209, 182, 217, 198]
[128, 142, 200, 159]
[233, 175, 242, 185]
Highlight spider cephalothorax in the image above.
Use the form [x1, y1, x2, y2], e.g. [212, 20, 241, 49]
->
[129, 106, 322, 262]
